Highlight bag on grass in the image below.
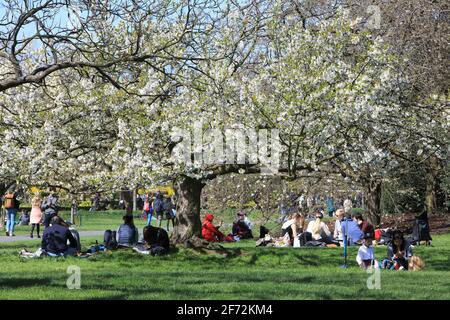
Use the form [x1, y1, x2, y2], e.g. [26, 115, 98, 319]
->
[150, 245, 167, 256]
[305, 240, 326, 247]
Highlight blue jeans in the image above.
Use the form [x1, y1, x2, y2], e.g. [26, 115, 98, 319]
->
[146, 211, 153, 226]
[6, 208, 17, 233]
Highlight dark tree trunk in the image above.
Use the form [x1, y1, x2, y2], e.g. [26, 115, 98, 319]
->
[425, 156, 439, 215]
[364, 179, 382, 226]
[120, 189, 133, 214]
[171, 176, 205, 244]
[425, 172, 436, 215]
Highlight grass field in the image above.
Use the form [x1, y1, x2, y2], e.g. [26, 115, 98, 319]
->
[2, 210, 149, 236]
[1, 211, 449, 300]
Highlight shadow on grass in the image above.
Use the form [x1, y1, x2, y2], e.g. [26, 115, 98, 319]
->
[0, 277, 53, 288]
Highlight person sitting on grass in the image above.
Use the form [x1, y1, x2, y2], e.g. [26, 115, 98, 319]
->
[340, 213, 364, 245]
[18, 210, 30, 226]
[201, 213, 233, 242]
[232, 211, 253, 240]
[333, 208, 345, 243]
[143, 224, 170, 255]
[353, 212, 375, 239]
[281, 213, 305, 246]
[41, 216, 79, 257]
[117, 214, 139, 247]
[383, 230, 413, 270]
[356, 234, 377, 269]
[306, 210, 332, 243]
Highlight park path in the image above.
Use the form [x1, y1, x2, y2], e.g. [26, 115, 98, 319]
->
[0, 230, 104, 243]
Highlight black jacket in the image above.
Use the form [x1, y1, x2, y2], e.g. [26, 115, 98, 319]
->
[143, 225, 170, 250]
[41, 224, 78, 254]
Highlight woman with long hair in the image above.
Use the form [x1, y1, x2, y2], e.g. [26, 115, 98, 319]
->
[306, 210, 332, 243]
[281, 212, 305, 246]
[386, 230, 413, 270]
[30, 194, 43, 238]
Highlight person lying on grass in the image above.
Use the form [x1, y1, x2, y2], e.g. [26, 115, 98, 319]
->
[201, 213, 234, 242]
[356, 234, 378, 269]
[41, 216, 79, 257]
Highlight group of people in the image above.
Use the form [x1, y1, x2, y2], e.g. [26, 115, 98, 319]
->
[201, 211, 253, 243]
[356, 229, 424, 271]
[104, 213, 170, 255]
[142, 191, 176, 231]
[2, 189, 59, 238]
[274, 206, 424, 271]
[21, 211, 170, 258]
[280, 192, 362, 221]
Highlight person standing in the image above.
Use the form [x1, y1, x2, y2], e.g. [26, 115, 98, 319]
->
[143, 194, 153, 226]
[306, 195, 314, 215]
[42, 192, 59, 228]
[90, 192, 100, 212]
[30, 194, 43, 238]
[326, 196, 335, 217]
[3, 189, 19, 237]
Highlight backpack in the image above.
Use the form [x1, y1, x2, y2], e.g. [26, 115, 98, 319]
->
[150, 245, 168, 256]
[153, 197, 164, 213]
[298, 232, 312, 246]
[3, 194, 15, 209]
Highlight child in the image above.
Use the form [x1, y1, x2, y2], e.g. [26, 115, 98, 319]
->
[356, 234, 376, 269]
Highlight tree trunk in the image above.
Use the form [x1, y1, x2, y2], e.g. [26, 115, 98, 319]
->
[171, 176, 205, 244]
[120, 189, 133, 214]
[425, 156, 438, 215]
[364, 179, 382, 226]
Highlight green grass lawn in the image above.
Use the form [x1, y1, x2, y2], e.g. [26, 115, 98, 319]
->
[4, 210, 150, 236]
[1, 230, 450, 300]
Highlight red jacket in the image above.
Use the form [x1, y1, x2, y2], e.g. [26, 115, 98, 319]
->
[201, 214, 225, 242]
